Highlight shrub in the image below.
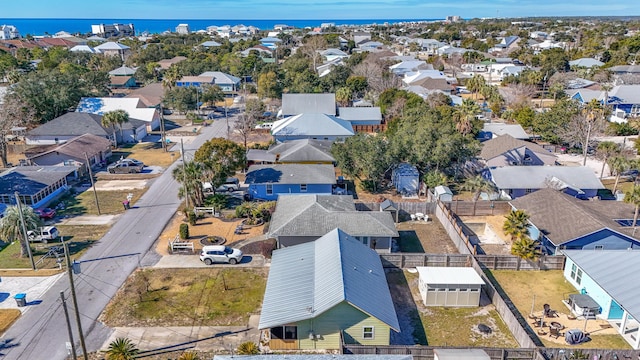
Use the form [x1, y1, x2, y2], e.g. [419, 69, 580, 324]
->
[179, 223, 189, 239]
[236, 341, 260, 355]
[187, 210, 197, 226]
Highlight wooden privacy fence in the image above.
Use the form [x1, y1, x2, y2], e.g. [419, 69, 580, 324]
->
[355, 201, 436, 219]
[353, 123, 387, 133]
[444, 200, 512, 216]
[342, 345, 538, 360]
[379, 253, 565, 271]
[434, 200, 476, 255]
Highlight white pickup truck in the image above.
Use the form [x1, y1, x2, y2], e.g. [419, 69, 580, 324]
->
[27, 226, 59, 243]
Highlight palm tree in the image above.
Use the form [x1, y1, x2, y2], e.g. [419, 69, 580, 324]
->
[511, 237, 542, 260]
[102, 110, 130, 143]
[0, 205, 41, 258]
[466, 75, 486, 100]
[162, 65, 181, 90]
[461, 175, 496, 201]
[454, 99, 481, 135]
[596, 141, 620, 179]
[581, 99, 604, 166]
[106, 337, 139, 360]
[335, 86, 352, 107]
[502, 210, 530, 242]
[609, 156, 630, 194]
[178, 351, 201, 360]
[624, 186, 640, 236]
[173, 161, 206, 207]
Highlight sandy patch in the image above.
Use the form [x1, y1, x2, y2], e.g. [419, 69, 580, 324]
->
[94, 180, 149, 191]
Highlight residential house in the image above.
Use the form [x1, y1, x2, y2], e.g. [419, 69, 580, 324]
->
[510, 189, 640, 255]
[91, 23, 134, 37]
[76, 97, 160, 131]
[487, 166, 604, 200]
[562, 250, 640, 349]
[246, 139, 334, 166]
[25, 134, 111, 171]
[337, 107, 383, 126]
[70, 45, 99, 53]
[26, 112, 117, 145]
[198, 71, 241, 92]
[245, 164, 336, 201]
[200, 40, 221, 48]
[402, 70, 450, 86]
[569, 58, 604, 68]
[94, 41, 131, 60]
[316, 58, 345, 78]
[389, 61, 432, 76]
[608, 65, 640, 75]
[157, 56, 187, 70]
[356, 41, 384, 52]
[126, 83, 164, 108]
[271, 113, 355, 142]
[109, 76, 136, 89]
[240, 45, 273, 58]
[259, 228, 400, 350]
[109, 66, 136, 77]
[259, 37, 282, 50]
[268, 194, 398, 251]
[480, 134, 557, 167]
[281, 93, 336, 117]
[480, 123, 530, 140]
[175, 75, 216, 88]
[175, 24, 190, 34]
[353, 31, 371, 45]
[320, 48, 349, 62]
[0, 25, 20, 40]
[0, 166, 77, 208]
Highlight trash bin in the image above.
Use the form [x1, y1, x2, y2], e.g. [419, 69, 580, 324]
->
[122, 200, 130, 210]
[14, 293, 26, 307]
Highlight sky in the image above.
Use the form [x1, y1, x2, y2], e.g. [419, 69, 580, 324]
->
[2, 0, 639, 19]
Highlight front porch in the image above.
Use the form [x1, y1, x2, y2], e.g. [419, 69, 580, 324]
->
[610, 315, 640, 349]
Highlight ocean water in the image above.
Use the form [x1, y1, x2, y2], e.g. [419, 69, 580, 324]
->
[0, 18, 441, 36]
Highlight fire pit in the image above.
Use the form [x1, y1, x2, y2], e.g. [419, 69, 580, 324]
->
[550, 321, 564, 330]
[199, 236, 226, 246]
[477, 324, 492, 334]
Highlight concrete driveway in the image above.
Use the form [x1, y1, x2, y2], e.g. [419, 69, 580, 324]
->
[153, 254, 267, 268]
[0, 274, 64, 313]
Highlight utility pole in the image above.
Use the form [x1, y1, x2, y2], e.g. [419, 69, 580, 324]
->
[84, 153, 101, 215]
[180, 138, 189, 209]
[160, 105, 167, 152]
[14, 192, 35, 270]
[225, 104, 230, 139]
[60, 291, 77, 360]
[62, 236, 88, 360]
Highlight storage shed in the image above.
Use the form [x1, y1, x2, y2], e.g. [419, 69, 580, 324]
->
[392, 163, 419, 196]
[416, 267, 485, 307]
[434, 349, 491, 360]
[433, 185, 453, 202]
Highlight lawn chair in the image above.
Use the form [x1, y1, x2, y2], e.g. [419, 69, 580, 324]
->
[544, 304, 559, 318]
[549, 327, 564, 339]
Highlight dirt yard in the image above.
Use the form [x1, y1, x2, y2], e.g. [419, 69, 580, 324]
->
[459, 215, 512, 255]
[156, 212, 267, 256]
[396, 220, 459, 254]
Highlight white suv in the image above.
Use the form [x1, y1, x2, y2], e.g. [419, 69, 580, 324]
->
[199, 245, 243, 265]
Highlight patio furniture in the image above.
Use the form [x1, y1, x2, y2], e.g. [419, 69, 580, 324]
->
[537, 329, 548, 336]
[550, 327, 564, 339]
[544, 304, 559, 318]
[415, 212, 425, 221]
[550, 321, 564, 330]
[410, 214, 416, 221]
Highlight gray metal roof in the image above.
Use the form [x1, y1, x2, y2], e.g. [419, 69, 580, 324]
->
[215, 355, 412, 360]
[245, 164, 336, 185]
[489, 166, 604, 191]
[272, 113, 354, 138]
[569, 58, 604, 68]
[269, 195, 398, 238]
[108, 66, 136, 76]
[281, 94, 336, 116]
[563, 250, 640, 322]
[246, 149, 277, 163]
[27, 112, 113, 137]
[337, 107, 382, 122]
[258, 228, 400, 331]
[198, 71, 241, 84]
[482, 123, 530, 139]
[267, 139, 335, 163]
[609, 85, 640, 104]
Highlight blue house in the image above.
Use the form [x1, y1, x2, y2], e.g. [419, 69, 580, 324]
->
[562, 250, 640, 349]
[245, 164, 336, 201]
[571, 85, 640, 119]
[259, 37, 282, 50]
[0, 166, 77, 208]
[510, 189, 640, 255]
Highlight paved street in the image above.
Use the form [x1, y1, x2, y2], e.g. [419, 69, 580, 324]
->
[0, 114, 237, 360]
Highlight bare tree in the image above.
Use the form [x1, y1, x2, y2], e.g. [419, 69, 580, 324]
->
[234, 99, 265, 151]
[353, 59, 399, 96]
[299, 35, 328, 73]
[0, 94, 36, 167]
[501, 83, 537, 108]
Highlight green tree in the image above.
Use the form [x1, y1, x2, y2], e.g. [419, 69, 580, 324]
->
[172, 161, 206, 207]
[624, 186, 640, 236]
[102, 110, 130, 143]
[106, 337, 139, 360]
[194, 138, 246, 191]
[511, 237, 542, 260]
[596, 141, 620, 179]
[454, 99, 481, 135]
[257, 71, 280, 99]
[466, 74, 486, 100]
[331, 134, 392, 192]
[609, 156, 630, 194]
[200, 84, 225, 105]
[422, 170, 449, 189]
[502, 210, 530, 242]
[335, 86, 352, 107]
[0, 205, 41, 258]
[461, 175, 496, 201]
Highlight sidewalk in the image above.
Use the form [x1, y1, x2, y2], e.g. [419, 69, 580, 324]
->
[100, 315, 260, 353]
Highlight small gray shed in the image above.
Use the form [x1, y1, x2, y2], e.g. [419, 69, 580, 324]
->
[434, 185, 453, 202]
[434, 349, 490, 360]
[392, 163, 419, 195]
[417, 266, 485, 307]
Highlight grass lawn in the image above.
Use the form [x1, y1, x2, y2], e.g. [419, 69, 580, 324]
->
[57, 189, 145, 216]
[0, 225, 107, 269]
[406, 271, 517, 347]
[601, 178, 635, 195]
[102, 268, 267, 327]
[398, 230, 424, 252]
[111, 142, 176, 168]
[0, 309, 21, 335]
[489, 270, 631, 349]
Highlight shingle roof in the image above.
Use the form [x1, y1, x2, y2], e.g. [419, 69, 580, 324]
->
[27, 112, 113, 137]
[245, 164, 336, 185]
[269, 194, 398, 238]
[489, 166, 604, 191]
[480, 134, 553, 160]
[510, 188, 637, 245]
[0, 166, 76, 195]
[109, 66, 137, 76]
[563, 250, 640, 322]
[27, 134, 111, 162]
[126, 83, 164, 108]
[271, 113, 354, 138]
[281, 93, 336, 116]
[258, 228, 400, 331]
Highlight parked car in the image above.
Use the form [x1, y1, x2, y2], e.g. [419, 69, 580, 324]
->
[108, 161, 144, 174]
[34, 207, 56, 220]
[119, 158, 144, 167]
[254, 122, 274, 129]
[27, 226, 59, 243]
[203, 177, 240, 193]
[199, 245, 243, 265]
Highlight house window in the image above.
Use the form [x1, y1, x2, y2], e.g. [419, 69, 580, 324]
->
[576, 269, 582, 285]
[266, 184, 273, 195]
[300, 184, 307, 192]
[363, 326, 374, 339]
[631, 104, 640, 116]
[594, 245, 604, 250]
[570, 264, 577, 280]
[525, 189, 534, 194]
[270, 325, 297, 340]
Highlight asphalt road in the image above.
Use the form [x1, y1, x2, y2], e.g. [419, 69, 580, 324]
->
[1, 113, 237, 360]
